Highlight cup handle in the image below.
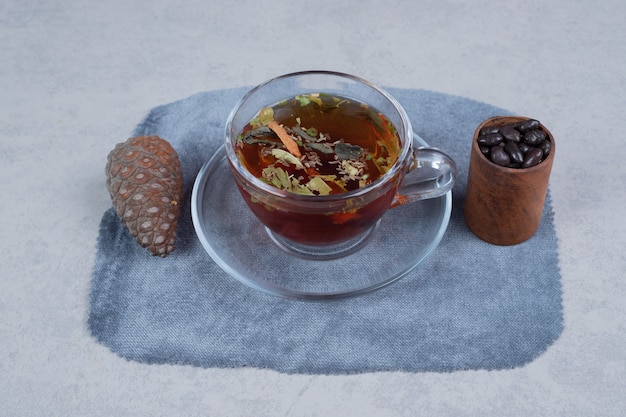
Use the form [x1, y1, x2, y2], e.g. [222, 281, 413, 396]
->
[391, 147, 457, 207]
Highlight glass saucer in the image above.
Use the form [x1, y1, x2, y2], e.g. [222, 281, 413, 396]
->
[191, 134, 452, 300]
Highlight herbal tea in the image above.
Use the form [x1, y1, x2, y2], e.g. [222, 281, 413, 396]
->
[235, 93, 402, 196]
[232, 93, 403, 245]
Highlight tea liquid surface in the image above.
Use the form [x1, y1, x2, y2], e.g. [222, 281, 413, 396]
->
[235, 93, 402, 196]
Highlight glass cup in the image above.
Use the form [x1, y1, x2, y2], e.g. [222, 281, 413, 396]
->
[224, 71, 457, 259]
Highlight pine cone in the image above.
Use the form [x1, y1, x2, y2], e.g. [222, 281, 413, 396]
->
[105, 135, 183, 257]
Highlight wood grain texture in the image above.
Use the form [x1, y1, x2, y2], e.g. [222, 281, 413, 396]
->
[464, 116, 555, 245]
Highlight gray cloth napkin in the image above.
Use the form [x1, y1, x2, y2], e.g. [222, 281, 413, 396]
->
[89, 87, 563, 374]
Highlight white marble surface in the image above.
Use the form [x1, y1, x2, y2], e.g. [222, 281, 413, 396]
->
[1, 0, 625, 415]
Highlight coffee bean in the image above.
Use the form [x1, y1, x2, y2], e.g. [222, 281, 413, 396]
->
[524, 129, 546, 145]
[504, 141, 524, 164]
[516, 119, 541, 132]
[538, 140, 551, 157]
[518, 143, 532, 154]
[477, 133, 504, 146]
[490, 147, 511, 167]
[522, 147, 544, 168]
[500, 125, 522, 142]
[479, 145, 491, 156]
[479, 125, 501, 136]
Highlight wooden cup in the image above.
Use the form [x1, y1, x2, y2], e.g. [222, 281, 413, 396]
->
[464, 116, 555, 245]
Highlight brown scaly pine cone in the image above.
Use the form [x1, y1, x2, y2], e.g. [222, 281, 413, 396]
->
[105, 135, 183, 257]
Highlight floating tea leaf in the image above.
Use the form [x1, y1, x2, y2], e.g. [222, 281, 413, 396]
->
[335, 143, 362, 160]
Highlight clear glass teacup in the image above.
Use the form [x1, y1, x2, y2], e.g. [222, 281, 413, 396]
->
[225, 71, 456, 259]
